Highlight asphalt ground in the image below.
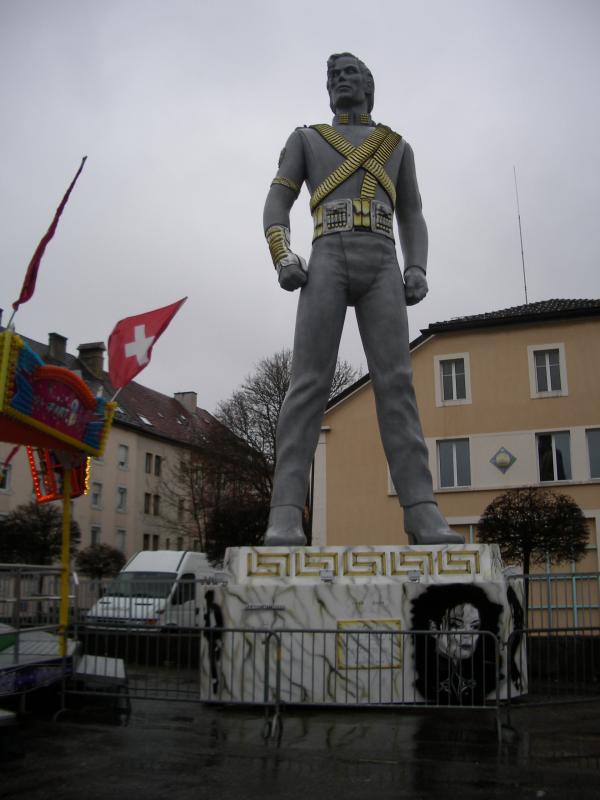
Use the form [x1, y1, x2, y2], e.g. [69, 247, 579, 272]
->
[2, 694, 600, 800]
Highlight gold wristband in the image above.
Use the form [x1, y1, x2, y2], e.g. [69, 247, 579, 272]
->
[265, 225, 291, 268]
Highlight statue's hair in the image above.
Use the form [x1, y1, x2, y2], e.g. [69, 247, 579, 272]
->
[326, 52, 374, 113]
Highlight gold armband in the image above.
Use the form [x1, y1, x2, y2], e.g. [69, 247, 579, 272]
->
[271, 176, 301, 195]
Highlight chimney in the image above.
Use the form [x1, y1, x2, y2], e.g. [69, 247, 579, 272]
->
[77, 342, 106, 377]
[174, 391, 197, 414]
[48, 332, 67, 362]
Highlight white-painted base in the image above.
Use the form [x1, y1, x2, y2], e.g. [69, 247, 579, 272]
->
[199, 544, 527, 705]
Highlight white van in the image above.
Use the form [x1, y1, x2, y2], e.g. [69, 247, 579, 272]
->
[85, 550, 227, 630]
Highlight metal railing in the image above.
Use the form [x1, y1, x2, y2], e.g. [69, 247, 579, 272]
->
[507, 572, 600, 629]
[2, 565, 600, 739]
[0, 564, 82, 699]
[73, 624, 503, 735]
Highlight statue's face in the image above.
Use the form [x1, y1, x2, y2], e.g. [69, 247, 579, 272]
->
[432, 603, 481, 661]
[328, 55, 367, 110]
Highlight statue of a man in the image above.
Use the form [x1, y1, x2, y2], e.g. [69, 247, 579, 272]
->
[263, 52, 464, 547]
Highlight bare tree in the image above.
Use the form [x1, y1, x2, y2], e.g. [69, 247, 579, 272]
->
[161, 349, 358, 559]
[216, 347, 357, 470]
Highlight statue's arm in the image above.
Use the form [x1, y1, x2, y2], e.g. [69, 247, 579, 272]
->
[395, 143, 429, 306]
[263, 131, 308, 292]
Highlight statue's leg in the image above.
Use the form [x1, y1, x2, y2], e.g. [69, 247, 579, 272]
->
[354, 239, 464, 545]
[265, 237, 348, 546]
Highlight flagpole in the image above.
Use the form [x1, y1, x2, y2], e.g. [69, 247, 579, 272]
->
[513, 165, 528, 305]
[59, 469, 72, 658]
[5, 309, 17, 331]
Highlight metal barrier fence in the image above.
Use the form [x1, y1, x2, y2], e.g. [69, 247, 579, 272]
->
[0, 563, 72, 628]
[0, 565, 80, 701]
[504, 625, 600, 729]
[507, 572, 600, 629]
[2, 565, 600, 739]
[74, 625, 501, 707]
[71, 625, 503, 739]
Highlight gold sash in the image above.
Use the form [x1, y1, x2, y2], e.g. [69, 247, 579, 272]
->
[309, 124, 402, 211]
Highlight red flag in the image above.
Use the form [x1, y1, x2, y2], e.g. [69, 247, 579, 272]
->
[108, 298, 187, 389]
[12, 157, 87, 311]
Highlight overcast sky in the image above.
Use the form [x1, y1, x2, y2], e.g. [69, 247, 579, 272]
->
[1, 0, 598, 413]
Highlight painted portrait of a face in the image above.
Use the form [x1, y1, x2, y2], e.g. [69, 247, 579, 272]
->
[411, 584, 504, 705]
[430, 602, 481, 661]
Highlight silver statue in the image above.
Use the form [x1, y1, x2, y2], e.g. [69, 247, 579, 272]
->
[263, 53, 464, 547]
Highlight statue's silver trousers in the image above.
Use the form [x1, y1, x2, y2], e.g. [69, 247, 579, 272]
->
[270, 231, 435, 509]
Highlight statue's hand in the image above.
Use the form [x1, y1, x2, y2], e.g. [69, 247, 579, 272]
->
[277, 253, 308, 292]
[404, 266, 428, 306]
[265, 225, 308, 292]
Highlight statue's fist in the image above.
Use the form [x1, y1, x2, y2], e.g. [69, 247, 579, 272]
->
[404, 267, 428, 306]
[278, 254, 308, 292]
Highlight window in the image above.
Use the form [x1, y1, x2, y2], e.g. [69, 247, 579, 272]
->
[442, 359, 466, 400]
[91, 526, 101, 546]
[177, 536, 184, 550]
[145, 453, 152, 473]
[154, 455, 162, 477]
[438, 439, 471, 488]
[165, 538, 171, 550]
[118, 444, 129, 469]
[0, 465, 11, 492]
[153, 494, 161, 516]
[178, 498, 185, 522]
[537, 432, 571, 481]
[434, 353, 471, 406]
[143, 534, 162, 553]
[528, 344, 568, 398]
[587, 429, 600, 479]
[144, 493, 152, 513]
[91, 482, 103, 508]
[116, 529, 126, 551]
[116, 487, 127, 512]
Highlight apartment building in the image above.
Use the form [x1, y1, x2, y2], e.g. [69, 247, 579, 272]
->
[312, 299, 600, 573]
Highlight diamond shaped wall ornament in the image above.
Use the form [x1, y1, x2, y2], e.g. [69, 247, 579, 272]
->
[490, 447, 516, 473]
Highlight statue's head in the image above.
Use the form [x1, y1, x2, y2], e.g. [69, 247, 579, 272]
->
[327, 52, 375, 113]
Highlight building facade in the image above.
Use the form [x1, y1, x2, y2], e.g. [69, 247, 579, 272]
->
[313, 299, 600, 573]
[0, 330, 220, 560]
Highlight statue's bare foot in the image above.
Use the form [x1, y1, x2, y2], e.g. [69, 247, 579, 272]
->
[403, 502, 465, 545]
[264, 505, 307, 546]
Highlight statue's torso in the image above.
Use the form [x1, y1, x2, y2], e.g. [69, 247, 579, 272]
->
[298, 123, 405, 206]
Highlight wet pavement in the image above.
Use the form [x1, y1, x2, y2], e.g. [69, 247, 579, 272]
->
[2, 697, 600, 799]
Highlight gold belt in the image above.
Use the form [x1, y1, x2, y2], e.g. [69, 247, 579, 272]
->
[312, 198, 394, 242]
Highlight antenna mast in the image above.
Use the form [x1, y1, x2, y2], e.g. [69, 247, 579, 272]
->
[513, 166, 528, 304]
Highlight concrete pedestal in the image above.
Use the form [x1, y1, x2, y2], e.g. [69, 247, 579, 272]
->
[200, 544, 526, 705]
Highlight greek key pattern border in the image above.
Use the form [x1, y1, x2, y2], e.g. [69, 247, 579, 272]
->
[245, 549, 482, 579]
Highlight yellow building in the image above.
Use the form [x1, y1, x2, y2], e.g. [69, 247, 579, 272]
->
[313, 299, 600, 574]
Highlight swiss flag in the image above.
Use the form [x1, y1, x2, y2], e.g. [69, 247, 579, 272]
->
[108, 297, 187, 389]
